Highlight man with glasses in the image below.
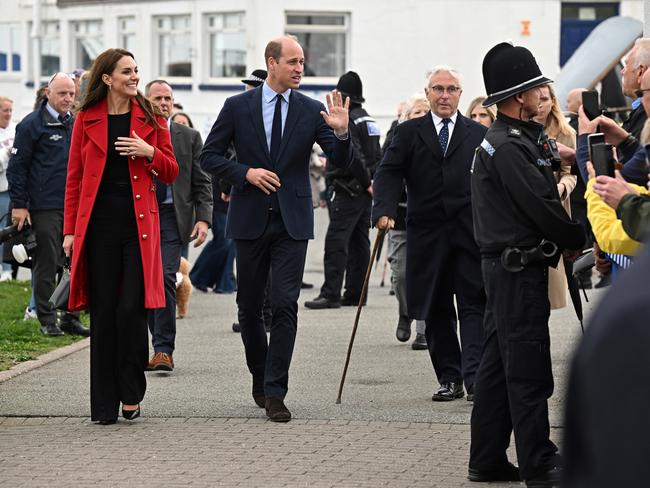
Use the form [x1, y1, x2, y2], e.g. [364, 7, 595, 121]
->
[621, 38, 650, 139]
[7, 73, 89, 337]
[373, 66, 487, 402]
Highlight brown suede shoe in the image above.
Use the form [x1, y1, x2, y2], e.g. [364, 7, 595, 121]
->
[265, 398, 291, 422]
[147, 352, 174, 372]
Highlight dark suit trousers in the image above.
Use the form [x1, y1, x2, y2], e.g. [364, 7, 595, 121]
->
[30, 209, 64, 327]
[470, 258, 557, 480]
[86, 192, 148, 422]
[148, 205, 182, 354]
[235, 211, 308, 399]
[320, 192, 371, 301]
[424, 229, 484, 388]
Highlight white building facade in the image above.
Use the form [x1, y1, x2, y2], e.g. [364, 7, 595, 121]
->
[0, 0, 644, 136]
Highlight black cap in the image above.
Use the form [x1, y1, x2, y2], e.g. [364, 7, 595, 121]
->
[241, 69, 267, 87]
[482, 42, 551, 107]
[336, 71, 365, 104]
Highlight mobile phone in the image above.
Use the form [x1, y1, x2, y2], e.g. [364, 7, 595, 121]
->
[587, 133, 605, 161]
[591, 143, 615, 177]
[582, 90, 600, 120]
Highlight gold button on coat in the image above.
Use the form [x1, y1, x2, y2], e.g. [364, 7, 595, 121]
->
[133, 175, 139, 181]
[142, 234, 148, 240]
[135, 194, 141, 200]
[138, 214, 144, 219]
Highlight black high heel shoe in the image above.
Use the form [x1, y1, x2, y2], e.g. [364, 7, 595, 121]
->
[121, 405, 141, 420]
[97, 419, 117, 425]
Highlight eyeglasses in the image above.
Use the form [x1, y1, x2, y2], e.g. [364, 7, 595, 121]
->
[428, 85, 461, 96]
[635, 88, 650, 98]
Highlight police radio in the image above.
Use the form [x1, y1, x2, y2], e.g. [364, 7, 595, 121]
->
[538, 134, 562, 171]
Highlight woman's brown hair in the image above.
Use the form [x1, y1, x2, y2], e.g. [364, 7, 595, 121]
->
[77, 48, 162, 128]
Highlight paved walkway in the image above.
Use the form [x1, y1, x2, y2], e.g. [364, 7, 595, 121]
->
[0, 209, 602, 487]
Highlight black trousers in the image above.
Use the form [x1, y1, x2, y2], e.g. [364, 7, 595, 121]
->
[469, 257, 557, 481]
[148, 205, 182, 354]
[423, 230, 484, 388]
[86, 192, 148, 421]
[30, 209, 64, 326]
[320, 192, 371, 301]
[235, 211, 308, 399]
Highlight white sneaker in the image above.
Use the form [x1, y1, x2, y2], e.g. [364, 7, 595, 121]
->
[23, 307, 37, 321]
[0, 271, 11, 282]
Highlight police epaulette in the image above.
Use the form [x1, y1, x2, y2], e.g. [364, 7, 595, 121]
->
[507, 127, 521, 138]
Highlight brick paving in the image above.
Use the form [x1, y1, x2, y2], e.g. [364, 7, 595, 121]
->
[0, 416, 563, 487]
[0, 210, 600, 487]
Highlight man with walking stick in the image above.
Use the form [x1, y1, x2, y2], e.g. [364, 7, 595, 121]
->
[372, 65, 486, 402]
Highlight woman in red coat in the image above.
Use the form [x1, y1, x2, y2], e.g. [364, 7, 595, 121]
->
[63, 48, 178, 424]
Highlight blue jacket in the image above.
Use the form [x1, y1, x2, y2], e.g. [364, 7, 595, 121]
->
[7, 102, 73, 210]
[200, 86, 352, 240]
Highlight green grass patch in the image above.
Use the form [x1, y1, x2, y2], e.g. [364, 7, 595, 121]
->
[0, 281, 85, 371]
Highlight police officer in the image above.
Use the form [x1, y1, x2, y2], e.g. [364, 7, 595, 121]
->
[305, 71, 381, 309]
[468, 43, 584, 487]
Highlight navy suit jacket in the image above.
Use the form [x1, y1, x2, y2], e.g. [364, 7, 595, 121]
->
[200, 86, 352, 240]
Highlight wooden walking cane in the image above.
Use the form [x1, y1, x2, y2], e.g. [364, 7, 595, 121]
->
[336, 228, 386, 404]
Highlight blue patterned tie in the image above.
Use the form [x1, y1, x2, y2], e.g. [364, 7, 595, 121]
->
[439, 118, 451, 154]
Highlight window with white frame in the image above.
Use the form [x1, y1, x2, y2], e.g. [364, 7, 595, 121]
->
[71, 20, 103, 70]
[206, 12, 246, 78]
[155, 15, 192, 78]
[118, 16, 136, 52]
[0, 24, 22, 73]
[285, 12, 348, 77]
[41, 21, 61, 75]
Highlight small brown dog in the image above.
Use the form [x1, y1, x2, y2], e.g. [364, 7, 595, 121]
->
[176, 257, 193, 319]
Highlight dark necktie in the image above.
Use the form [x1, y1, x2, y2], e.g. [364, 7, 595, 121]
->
[270, 94, 283, 164]
[58, 114, 71, 129]
[439, 118, 451, 154]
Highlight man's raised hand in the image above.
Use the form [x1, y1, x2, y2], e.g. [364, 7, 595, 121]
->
[320, 90, 350, 136]
[245, 168, 281, 195]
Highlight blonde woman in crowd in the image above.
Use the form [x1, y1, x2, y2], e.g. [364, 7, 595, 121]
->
[465, 96, 496, 128]
[534, 84, 577, 309]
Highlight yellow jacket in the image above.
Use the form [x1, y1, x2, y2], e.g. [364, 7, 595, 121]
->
[585, 178, 647, 255]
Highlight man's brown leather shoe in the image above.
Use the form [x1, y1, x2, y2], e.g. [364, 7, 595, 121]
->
[147, 352, 174, 372]
[265, 398, 291, 422]
[252, 376, 265, 408]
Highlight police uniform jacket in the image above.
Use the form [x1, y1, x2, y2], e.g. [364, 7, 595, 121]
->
[7, 101, 73, 210]
[471, 113, 584, 256]
[63, 98, 179, 311]
[326, 105, 381, 192]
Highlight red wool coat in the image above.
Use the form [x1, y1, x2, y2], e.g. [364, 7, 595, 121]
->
[63, 98, 179, 311]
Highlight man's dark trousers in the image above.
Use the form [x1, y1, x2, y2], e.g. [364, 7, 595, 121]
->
[30, 209, 64, 327]
[148, 204, 183, 354]
[470, 257, 557, 480]
[235, 211, 307, 399]
[420, 222, 484, 389]
[320, 192, 371, 302]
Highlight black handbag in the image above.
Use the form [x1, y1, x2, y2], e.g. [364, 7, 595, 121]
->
[49, 260, 71, 311]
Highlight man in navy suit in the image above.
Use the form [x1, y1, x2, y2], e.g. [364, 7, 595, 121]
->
[372, 66, 486, 402]
[200, 36, 352, 422]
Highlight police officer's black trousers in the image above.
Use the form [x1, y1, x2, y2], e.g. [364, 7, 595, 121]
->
[469, 257, 558, 480]
[320, 192, 371, 302]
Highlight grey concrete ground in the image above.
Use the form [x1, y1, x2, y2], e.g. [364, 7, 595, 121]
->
[0, 208, 603, 487]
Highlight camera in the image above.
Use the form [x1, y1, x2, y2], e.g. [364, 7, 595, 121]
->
[0, 223, 38, 264]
